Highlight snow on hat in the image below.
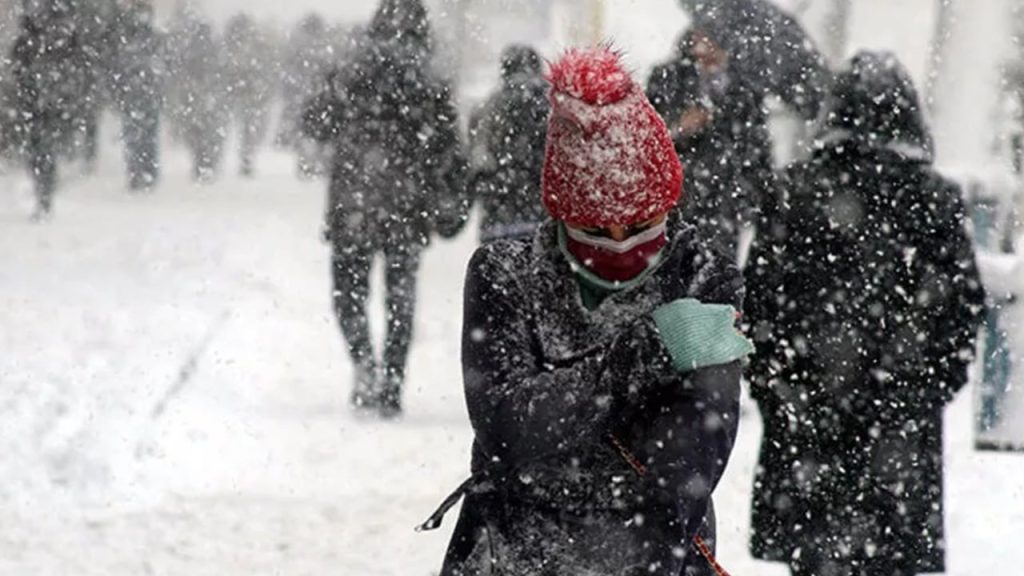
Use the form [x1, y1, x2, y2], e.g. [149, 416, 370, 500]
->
[542, 46, 683, 228]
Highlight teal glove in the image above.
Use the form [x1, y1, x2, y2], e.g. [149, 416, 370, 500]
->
[652, 298, 755, 373]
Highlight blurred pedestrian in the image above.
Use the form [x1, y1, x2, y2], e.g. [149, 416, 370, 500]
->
[674, 0, 829, 222]
[223, 13, 273, 176]
[423, 46, 751, 576]
[167, 18, 227, 182]
[108, 0, 162, 190]
[279, 13, 333, 177]
[10, 3, 85, 218]
[464, 44, 549, 242]
[303, 0, 465, 417]
[744, 52, 985, 576]
[648, 30, 761, 254]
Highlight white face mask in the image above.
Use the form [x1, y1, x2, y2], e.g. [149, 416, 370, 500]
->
[565, 221, 668, 254]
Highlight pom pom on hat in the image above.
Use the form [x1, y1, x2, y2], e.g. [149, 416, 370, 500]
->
[546, 45, 633, 105]
[542, 46, 683, 228]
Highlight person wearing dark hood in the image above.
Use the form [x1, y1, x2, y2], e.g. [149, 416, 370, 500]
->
[10, 2, 85, 218]
[223, 13, 273, 177]
[464, 44, 549, 242]
[421, 47, 752, 576]
[107, 0, 162, 191]
[302, 0, 466, 417]
[678, 0, 828, 118]
[744, 52, 984, 576]
[666, 0, 829, 223]
[648, 30, 763, 254]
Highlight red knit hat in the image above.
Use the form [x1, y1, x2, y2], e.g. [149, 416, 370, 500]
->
[542, 46, 683, 228]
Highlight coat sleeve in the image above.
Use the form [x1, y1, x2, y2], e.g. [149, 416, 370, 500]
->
[461, 245, 677, 466]
[918, 178, 985, 403]
[625, 262, 743, 551]
[636, 361, 741, 534]
[645, 255, 744, 507]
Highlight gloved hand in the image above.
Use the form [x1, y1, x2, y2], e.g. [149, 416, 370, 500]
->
[651, 298, 754, 372]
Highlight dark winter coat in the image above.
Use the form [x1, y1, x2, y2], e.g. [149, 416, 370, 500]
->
[647, 45, 767, 249]
[10, 13, 86, 150]
[303, 6, 465, 251]
[744, 52, 984, 573]
[431, 220, 743, 576]
[468, 61, 549, 242]
[107, 5, 161, 116]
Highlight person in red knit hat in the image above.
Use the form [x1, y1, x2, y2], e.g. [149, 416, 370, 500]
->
[420, 46, 752, 575]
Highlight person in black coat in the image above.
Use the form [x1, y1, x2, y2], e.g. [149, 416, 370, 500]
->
[10, 4, 85, 218]
[744, 51, 985, 576]
[422, 47, 752, 576]
[669, 0, 830, 225]
[107, 1, 161, 191]
[465, 44, 549, 242]
[303, 0, 465, 417]
[647, 30, 764, 254]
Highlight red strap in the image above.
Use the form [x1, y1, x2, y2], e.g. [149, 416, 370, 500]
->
[607, 433, 648, 476]
[693, 535, 732, 576]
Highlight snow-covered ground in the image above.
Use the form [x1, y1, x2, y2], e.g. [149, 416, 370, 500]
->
[1, 135, 1023, 575]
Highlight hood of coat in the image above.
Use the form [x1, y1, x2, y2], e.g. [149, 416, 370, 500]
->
[814, 51, 934, 164]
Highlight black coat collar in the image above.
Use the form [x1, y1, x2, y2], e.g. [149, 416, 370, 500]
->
[524, 220, 690, 364]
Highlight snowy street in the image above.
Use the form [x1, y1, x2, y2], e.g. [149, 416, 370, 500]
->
[0, 144, 1021, 575]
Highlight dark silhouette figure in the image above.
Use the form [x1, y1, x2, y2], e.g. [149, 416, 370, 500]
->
[166, 17, 227, 182]
[466, 45, 550, 242]
[648, 30, 765, 253]
[11, 4, 85, 218]
[745, 52, 985, 576]
[669, 0, 830, 226]
[108, 1, 161, 190]
[303, 0, 465, 417]
[279, 13, 333, 177]
[223, 14, 273, 176]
